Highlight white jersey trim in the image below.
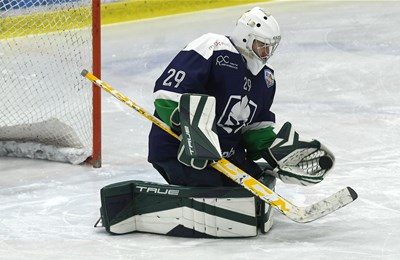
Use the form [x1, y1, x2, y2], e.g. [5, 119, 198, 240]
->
[241, 121, 275, 133]
[153, 90, 181, 103]
[183, 33, 239, 60]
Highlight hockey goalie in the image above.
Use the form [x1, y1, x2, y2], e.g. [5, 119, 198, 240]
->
[96, 7, 339, 238]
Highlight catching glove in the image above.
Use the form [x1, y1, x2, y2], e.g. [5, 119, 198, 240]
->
[262, 122, 335, 186]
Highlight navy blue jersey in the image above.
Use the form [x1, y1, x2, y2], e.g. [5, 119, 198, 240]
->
[148, 33, 276, 163]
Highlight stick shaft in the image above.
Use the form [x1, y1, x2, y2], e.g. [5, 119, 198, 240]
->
[82, 70, 179, 140]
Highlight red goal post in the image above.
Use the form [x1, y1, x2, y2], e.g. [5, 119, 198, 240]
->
[0, 0, 102, 167]
[91, 0, 102, 168]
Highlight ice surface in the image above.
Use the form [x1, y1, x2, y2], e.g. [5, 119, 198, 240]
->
[1, 1, 400, 259]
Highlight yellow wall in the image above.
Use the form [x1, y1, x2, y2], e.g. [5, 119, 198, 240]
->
[0, 0, 268, 39]
[102, 0, 270, 24]
[0, 8, 91, 39]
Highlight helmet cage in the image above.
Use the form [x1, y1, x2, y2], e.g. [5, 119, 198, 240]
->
[247, 34, 281, 62]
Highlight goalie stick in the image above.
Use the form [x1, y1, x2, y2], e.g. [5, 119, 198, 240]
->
[81, 69, 358, 223]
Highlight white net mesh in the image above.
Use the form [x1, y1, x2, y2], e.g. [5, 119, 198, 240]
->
[0, 0, 95, 164]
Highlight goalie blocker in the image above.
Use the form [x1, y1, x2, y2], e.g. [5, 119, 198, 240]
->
[96, 177, 276, 238]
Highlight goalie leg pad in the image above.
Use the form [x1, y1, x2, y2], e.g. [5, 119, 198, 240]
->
[257, 174, 276, 233]
[98, 179, 275, 238]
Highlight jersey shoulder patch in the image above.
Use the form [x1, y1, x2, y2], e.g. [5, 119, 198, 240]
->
[183, 33, 239, 60]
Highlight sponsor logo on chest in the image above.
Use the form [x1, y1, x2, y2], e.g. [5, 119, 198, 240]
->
[217, 95, 257, 134]
[216, 55, 238, 70]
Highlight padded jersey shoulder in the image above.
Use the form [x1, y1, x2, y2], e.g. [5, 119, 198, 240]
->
[183, 33, 239, 60]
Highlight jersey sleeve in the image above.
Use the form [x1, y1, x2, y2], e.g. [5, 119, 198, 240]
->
[241, 125, 276, 160]
[242, 69, 277, 160]
[153, 34, 219, 124]
[262, 69, 276, 123]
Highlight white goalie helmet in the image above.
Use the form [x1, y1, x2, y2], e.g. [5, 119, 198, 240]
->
[231, 7, 281, 75]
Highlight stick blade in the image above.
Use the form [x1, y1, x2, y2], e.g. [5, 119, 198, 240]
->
[347, 186, 358, 200]
[290, 186, 358, 223]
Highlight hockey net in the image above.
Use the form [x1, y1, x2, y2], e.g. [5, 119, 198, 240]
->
[0, 0, 101, 166]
